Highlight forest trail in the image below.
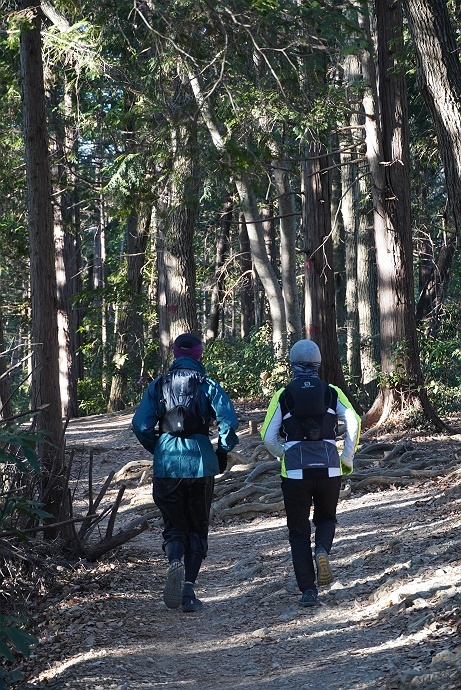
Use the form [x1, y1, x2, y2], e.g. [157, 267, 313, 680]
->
[20, 410, 461, 690]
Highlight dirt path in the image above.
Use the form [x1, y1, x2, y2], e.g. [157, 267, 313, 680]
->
[20, 411, 461, 690]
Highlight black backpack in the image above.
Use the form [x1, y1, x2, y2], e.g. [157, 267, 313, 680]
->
[281, 378, 333, 441]
[157, 369, 210, 438]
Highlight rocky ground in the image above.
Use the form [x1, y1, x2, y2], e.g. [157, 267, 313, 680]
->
[11, 409, 461, 689]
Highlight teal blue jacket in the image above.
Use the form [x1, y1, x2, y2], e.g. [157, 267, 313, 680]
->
[132, 357, 239, 478]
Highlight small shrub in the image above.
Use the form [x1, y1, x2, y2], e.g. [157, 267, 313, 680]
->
[203, 326, 289, 399]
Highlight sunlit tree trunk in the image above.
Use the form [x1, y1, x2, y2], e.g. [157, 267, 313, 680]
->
[189, 71, 287, 353]
[339, 55, 361, 388]
[357, 156, 380, 405]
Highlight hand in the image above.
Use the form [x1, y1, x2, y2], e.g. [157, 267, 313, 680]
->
[216, 451, 228, 473]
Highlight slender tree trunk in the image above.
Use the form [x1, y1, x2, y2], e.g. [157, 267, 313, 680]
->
[108, 211, 151, 411]
[238, 214, 255, 338]
[272, 155, 302, 343]
[188, 71, 287, 352]
[0, 308, 13, 421]
[330, 132, 346, 357]
[339, 56, 362, 388]
[207, 198, 232, 340]
[357, 158, 380, 404]
[158, 74, 201, 367]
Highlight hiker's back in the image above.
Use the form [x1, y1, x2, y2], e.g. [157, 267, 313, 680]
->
[158, 369, 210, 438]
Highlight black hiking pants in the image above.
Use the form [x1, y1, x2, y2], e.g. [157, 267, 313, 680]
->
[153, 476, 215, 583]
[281, 475, 341, 593]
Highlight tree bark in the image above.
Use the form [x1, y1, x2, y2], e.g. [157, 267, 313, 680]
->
[362, 0, 445, 430]
[238, 214, 255, 338]
[108, 211, 151, 411]
[207, 198, 232, 340]
[403, 0, 461, 240]
[301, 140, 351, 392]
[20, 0, 69, 535]
[272, 154, 302, 343]
[158, 73, 201, 368]
[0, 308, 13, 421]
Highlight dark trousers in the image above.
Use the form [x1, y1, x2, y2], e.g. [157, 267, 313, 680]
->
[153, 476, 215, 583]
[281, 475, 341, 593]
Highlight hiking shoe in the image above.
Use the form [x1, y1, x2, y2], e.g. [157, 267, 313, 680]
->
[315, 547, 334, 586]
[299, 589, 318, 607]
[163, 560, 184, 609]
[182, 593, 203, 613]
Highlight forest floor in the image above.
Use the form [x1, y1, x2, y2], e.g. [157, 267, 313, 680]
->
[14, 406, 461, 690]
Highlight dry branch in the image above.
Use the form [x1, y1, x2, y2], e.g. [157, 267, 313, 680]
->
[114, 459, 151, 482]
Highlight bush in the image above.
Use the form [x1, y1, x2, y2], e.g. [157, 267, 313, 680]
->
[0, 424, 43, 688]
[77, 376, 108, 415]
[203, 326, 289, 400]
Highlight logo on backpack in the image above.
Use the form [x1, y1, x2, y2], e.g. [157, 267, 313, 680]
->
[158, 369, 210, 438]
[282, 379, 334, 442]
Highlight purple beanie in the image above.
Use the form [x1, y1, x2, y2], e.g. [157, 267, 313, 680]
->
[173, 333, 203, 361]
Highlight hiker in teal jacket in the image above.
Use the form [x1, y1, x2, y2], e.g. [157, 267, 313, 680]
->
[132, 333, 239, 613]
[261, 339, 360, 607]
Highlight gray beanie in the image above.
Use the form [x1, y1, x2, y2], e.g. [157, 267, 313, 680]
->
[289, 339, 321, 364]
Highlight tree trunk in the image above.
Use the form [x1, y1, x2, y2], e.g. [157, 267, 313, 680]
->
[207, 198, 232, 340]
[403, 0, 461, 240]
[0, 308, 13, 421]
[357, 158, 380, 405]
[301, 140, 351, 392]
[272, 154, 302, 343]
[363, 0, 445, 430]
[238, 214, 255, 338]
[188, 70, 287, 353]
[19, 0, 70, 536]
[108, 211, 151, 411]
[330, 132, 346, 357]
[158, 74, 200, 368]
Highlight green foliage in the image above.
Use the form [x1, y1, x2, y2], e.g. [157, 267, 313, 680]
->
[0, 425, 42, 474]
[419, 308, 461, 414]
[0, 616, 36, 662]
[0, 615, 37, 690]
[0, 423, 52, 533]
[203, 325, 289, 399]
[0, 425, 44, 687]
[77, 376, 108, 415]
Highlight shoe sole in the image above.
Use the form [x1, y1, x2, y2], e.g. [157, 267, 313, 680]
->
[182, 601, 203, 613]
[299, 598, 317, 607]
[316, 552, 333, 586]
[163, 561, 184, 609]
